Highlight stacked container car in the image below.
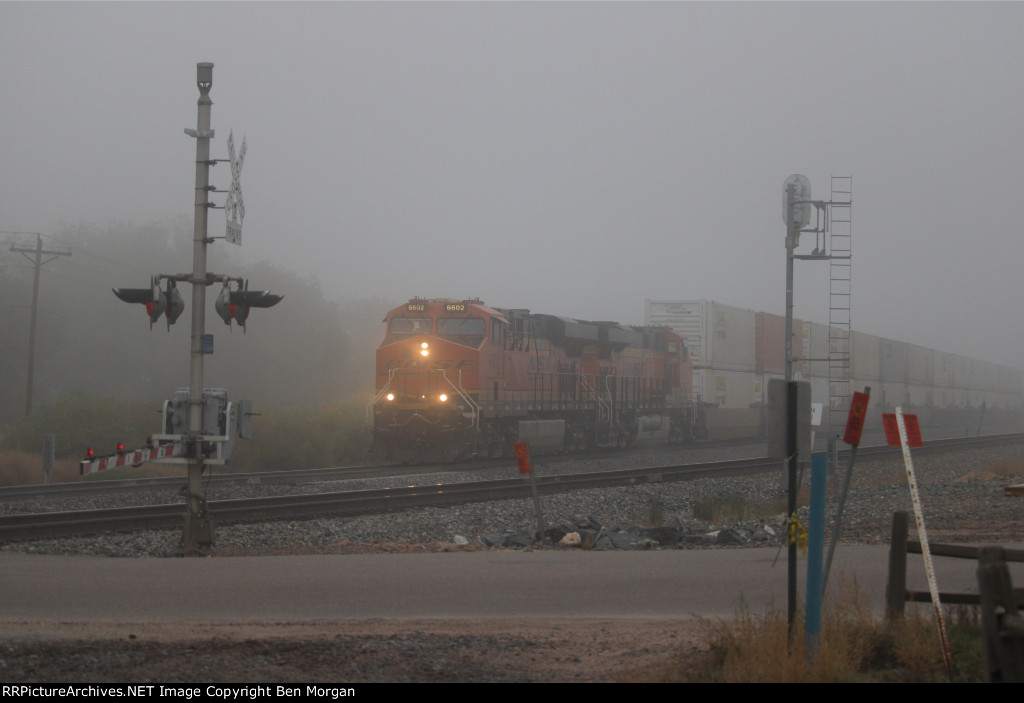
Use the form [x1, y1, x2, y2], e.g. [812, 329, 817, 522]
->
[645, 299, 1023, 441]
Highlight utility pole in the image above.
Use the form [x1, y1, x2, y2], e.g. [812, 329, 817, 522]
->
[10, 234, 71, 416]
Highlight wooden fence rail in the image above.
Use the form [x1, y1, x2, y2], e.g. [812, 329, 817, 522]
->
[886, 510, 1024, 681]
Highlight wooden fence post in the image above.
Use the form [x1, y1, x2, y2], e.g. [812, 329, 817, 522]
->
[886, 511, 909, 621]
[978, 545, 1024, 682]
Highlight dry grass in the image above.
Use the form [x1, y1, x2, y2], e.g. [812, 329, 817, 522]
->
[620, 580, 986, 683]
[0, 451, 81, 486]
[693, 491, 767, 523]
[639, 496, 665, 527]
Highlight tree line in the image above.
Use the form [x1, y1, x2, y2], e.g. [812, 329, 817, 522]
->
[0, 217, 395, 471]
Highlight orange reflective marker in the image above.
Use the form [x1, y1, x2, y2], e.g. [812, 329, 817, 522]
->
[843, 391, 870, 446]
[514, 441, 532, 474]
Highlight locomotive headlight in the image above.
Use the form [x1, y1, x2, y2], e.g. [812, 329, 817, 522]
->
[439, 394, 448, 402]
[386, 393, 395, 402]
[419, 342, 430, 357]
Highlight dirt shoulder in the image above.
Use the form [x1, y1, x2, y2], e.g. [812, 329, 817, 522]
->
[0, 617, 706, 683]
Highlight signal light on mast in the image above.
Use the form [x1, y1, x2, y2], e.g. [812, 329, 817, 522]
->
[116, 442, 126, 456]
[215, 280, 282, 331]
[84, 447, 95, 461]
[114, 276, 171, 329]
[114, 277, 188, 330]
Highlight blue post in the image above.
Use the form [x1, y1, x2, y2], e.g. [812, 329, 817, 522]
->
[805, 453, 828, 659]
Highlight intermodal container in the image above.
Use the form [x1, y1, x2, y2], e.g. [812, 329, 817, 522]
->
[755, 311, 800, 375]
[644, 299, 756, 372]
[851, 331, 881, 381]
[907, 344, 933, 385]
[880, 338, 908, 384]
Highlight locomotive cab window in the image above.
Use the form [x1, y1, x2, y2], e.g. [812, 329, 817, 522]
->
[437, 316, 486, 347]
[491, 319, 505, 343]
[388, 317, 432, 336]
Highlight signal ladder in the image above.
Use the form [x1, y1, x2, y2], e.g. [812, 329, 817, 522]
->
[827, 176, 853, 436]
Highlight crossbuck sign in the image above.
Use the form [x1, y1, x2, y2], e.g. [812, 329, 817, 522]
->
[225, 130, 246, 245]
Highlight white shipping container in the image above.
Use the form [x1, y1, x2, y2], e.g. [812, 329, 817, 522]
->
[851, 331, 881, 381]
[802, 321, 831, 380]
[953, 355, 972, 391]
[977, 360, 996, 392]
[645, 299, 756, 372]
[935, 386, 957, 409]
[996, 365, 1023, 395]
[880, 338, 908, 384]
[907, 344, 933, 385]
[908, 384, 934, 407]
[808, 377, 829, 411]
[692, 368, 759, 408]
[644, 299, 1023, 420]
[879, 381, 907, 409]
[933, 351, 956, 388]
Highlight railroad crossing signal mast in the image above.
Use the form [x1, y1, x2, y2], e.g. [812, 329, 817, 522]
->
[112, 63, 281, 554]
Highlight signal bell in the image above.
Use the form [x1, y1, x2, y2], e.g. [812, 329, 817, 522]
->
[164, 281, 185, 328]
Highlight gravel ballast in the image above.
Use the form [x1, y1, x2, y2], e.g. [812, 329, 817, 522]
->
[3, 442, 1022, 557]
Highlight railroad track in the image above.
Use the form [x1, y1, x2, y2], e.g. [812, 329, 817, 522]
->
[2, 433, 1021, 542]
[0, 437, 770, 503]
[0, 428, 1004, 503]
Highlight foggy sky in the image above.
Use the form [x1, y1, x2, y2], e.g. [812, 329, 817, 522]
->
[2, 2, 1022, 368]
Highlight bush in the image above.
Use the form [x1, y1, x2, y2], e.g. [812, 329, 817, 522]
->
[693, 491, 758, 523]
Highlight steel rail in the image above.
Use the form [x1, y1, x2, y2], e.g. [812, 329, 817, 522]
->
[0, 457, 773, 541]
[3, 432, 1020, 504]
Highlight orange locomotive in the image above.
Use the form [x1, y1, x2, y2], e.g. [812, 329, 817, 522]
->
[371, 297, 707, 461]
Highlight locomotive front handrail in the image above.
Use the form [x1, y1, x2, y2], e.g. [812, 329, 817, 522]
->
[366, 367, 399, 423]
[434, 368, 480, 430]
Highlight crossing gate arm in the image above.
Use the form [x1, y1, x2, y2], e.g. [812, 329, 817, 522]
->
[79, 441, 188, 475]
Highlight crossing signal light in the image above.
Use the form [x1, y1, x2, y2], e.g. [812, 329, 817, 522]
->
[114, 277, 175, 329]
[215, 280, 282, 331]
[114, 278, 186, 330]
[84, 447, 95, 460]
[115, 441, 126, 456]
